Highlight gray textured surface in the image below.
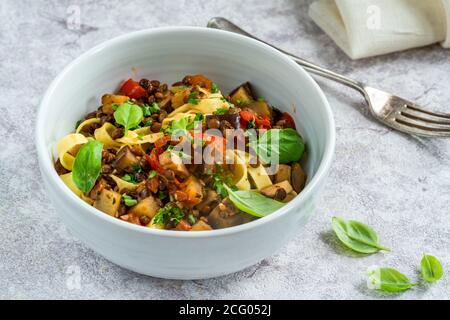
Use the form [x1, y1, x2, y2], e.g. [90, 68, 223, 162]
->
[1, 0, 449, 300]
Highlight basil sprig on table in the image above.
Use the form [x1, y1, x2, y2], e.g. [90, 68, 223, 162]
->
[367, 267, 417, 293]
[224, 185, 285, 218]
[113, 102, 144, 135]
[421, 254, 443, 283]
[72, 140, 103, 193]
[250, 128, 305, 164]
[332, 217, 390, 254]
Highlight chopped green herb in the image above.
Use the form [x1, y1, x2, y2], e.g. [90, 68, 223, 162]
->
[144, 120, 153, 127]
[214, 108, 228, 115]
[186, 113, 204, 130]
[158, 191, 168, 200]
[247, 119, 256, 129]
[149, 170, 158, 179]
[187, 214, 197, 225]
[188, 92, 199, 105]
[236, 99, 243, 106]
[75, 120, 82, 130]
[152, 205, 185, 227]
[122, 174, 138, 184]
[211, 82, 219, 94]
[137, 133, 144, 140]
[122, 194, 138, 207]
[142, 102, 160, 116]
[112, 104, 119, 111]
[131, 163, 142, 173]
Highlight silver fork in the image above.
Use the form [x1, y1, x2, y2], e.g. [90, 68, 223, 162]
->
[207, 17, 450, 138]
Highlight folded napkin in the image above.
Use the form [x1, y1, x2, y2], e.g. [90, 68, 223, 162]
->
[309, 0, 450, 59]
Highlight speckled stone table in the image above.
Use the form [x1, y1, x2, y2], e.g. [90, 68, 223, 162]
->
[1, 0, 449, 300]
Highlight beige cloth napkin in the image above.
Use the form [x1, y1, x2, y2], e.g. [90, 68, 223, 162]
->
[309, 0, 450, 59]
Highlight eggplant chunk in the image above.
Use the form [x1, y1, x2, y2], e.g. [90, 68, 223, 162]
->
[182, 176, 204, 205]
[205, 113, 240, 129]
[94, 189, 121, 217]
[128, 196, 160, 219]
[111, 146, 139, 173]
[207, 199, 255, 229]
[101, 94, 129, 115]
[275, 164, 292, 184]
[229, 82, 254, 106]
[283, 191, 298, 203]
[245, 101, 271, 118]
[291, 163, 307, 193]
[159, 151, 189, 178]
[191, 220, 213, 231]
[261, 180, 294, 201]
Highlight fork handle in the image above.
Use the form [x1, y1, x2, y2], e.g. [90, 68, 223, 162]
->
[207, 17, 366, 95]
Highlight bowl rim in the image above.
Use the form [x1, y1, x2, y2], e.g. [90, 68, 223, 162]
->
[36, 26, 335, 238]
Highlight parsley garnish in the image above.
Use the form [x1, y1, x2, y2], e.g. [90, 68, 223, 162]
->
[247, 119, 256, 129]
[75, 120, 82, 130]
[213, 108, 228, 115]
[122, 194, 138, 207]
[142, 102, 160, 116]
[149, 170, 158, 178]
[122, 174, 138, 184]
[187, 214, 196, 225]
[152, 206, 185, 226]
[188, 92, 199, 105]
[211, 83, 219, 94]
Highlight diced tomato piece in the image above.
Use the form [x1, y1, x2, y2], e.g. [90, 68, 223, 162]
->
[255, 116, 272, 129]
[280, 112, 296, 129]
[239, 110, 255, 122]
[120, 78, 146, 99]
[146, 148, 164, 174]
[175, 219, 192, 231]
[185, 74, 212, 90]
[154, 136, 171, 149]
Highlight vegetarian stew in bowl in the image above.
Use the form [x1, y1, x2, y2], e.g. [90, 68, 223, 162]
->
[55, 75, 307, 231]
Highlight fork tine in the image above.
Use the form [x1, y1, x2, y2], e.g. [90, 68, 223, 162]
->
[401, 108, 450, 125]
[405, 104, 450, 119]
[392, 115, 450, 137]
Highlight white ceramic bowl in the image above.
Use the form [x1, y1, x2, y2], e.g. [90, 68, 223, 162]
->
[36, 27, 335, 279]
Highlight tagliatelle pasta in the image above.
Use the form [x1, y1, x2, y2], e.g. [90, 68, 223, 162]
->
[168, 98, 230, 117]
[57, 133, 88, 170]
[60, 172, 83, 196]
[94, 122, 121, 148]
[76, 118, 101, 134]
[109, 174, 139, 193]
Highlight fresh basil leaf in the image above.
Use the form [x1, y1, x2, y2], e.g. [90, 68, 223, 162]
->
[113, 102, 144, 135]
[251, 128, 305, 164]
[224, 185, 285, 218]
[367, 267, 416, 292]
[332, 217, 390, 254]
[421, 254, 443, 283]
[72, 140, 103, 193]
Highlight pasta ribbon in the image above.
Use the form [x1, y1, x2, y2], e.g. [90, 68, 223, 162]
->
[116, 128, 164, 145]
[162, 113, 196, 129]
[94, 122, 121, 148]
[57, 133, 88, 170]
[60, 172, 83, 196]
[109, 175, 139, 193]
[168, 98, 230, 117]
[75, 118, 101, 133]
[235, 151, 273, 191]
[230, 150, 251, 191]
